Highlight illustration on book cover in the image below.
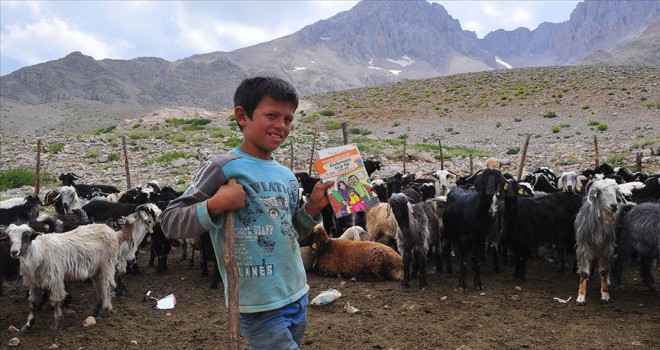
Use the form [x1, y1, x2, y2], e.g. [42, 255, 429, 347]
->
[314, 144, 380, 218]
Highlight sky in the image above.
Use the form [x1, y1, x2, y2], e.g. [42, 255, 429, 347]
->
[0, 1, 580, 77]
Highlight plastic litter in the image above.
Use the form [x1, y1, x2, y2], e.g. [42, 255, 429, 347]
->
[310, 288, 341, 306]
[553, 296, 572, 304]
[156, 294, 177, 309]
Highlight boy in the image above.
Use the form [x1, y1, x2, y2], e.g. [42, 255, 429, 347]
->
[161, 76, 333, 349]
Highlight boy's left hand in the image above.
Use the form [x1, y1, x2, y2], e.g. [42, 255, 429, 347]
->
[304, 180, 335, 217]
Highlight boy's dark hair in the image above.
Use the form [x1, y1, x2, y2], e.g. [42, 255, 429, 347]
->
[234, 76, 299, 120]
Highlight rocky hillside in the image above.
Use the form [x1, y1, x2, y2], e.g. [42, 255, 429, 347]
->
[1, 0, 658, 133]
[1, 66, 658, 198]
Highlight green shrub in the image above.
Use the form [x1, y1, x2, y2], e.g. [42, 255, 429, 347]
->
[606, 153, 625, 166]
[107, 153, 121, 162]
[47, 142, 65, 153]
[92, 125, 116, 135]
[325, 120, 343, 130]
[513, 118, 522, 122]
[543, 111, 557, 118]
[150, 151, 195, 164]
[551, 125, 562, 133]
[132, 123, 141, 129]
[580, 104, 590, 110]
[587, 120, 600, 126]
[86, 149, 99, 159]
[597, 123, 608, 131]
[495, 122, 501, 128]
[0, 168, 34, 191]
[319, 109, 335, 117]
[506, 147, 520, 155]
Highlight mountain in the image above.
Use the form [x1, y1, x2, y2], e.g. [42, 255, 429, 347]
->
[1, 0, 659, 136]
[580, 20, 660, 66]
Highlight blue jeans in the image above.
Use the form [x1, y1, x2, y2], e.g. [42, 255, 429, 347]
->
[239, 294, 308, 350]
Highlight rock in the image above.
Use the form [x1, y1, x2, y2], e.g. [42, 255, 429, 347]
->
[98, 155, 109, 163]
[82, 316, 97, 328]
[66, 309, 77, 316]
[7, 325, 19, 332]
[511, 295, 521, 301]
[171, 158, 188, 168]
[48, 344, 59, 349]
[130, 340, 138, 346]
[8, 337, 20, 347]
[513, 286, 522, 291]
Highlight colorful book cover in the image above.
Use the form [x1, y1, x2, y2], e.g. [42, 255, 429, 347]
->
[314, 144, 380, 218]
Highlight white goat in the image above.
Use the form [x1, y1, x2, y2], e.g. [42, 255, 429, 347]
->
[7, 223, 120, 332]
[115, 203, 162, 295]
[431, 170, 457, 196]
[574, 179, 625, 305]
[338, 226, 371, 241]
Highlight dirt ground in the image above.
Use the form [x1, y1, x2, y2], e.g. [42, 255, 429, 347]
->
[1, 243, 658, 350]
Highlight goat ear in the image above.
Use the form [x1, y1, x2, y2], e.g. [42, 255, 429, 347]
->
[587, 187, 600, 204]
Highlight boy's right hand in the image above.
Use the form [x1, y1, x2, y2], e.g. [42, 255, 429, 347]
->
[207, 182, 245, 217]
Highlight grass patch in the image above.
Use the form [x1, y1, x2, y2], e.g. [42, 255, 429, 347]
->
[325, 120, 343, 130]
[92, 125, 116, 135]
[150, 151, 196, 164]
[543, 111, 558, 118]
[606, 153, 626, 166]
[319, 109, 335, 117]
[0, 168, 57, 191]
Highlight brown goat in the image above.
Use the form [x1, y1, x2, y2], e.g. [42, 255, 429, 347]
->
[312, 224, 403, 281]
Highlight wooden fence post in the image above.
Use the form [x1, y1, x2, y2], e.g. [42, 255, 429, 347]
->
[34, 139, 41, 196]
[517, 134, 531, 181]
[342, 122, 349, 145]
[636, 152, 642, 173]
[438, 139, 444, 170]
[469, 150, 473, 175]
[308, 126, 317, 176]
[593, 134, 599, 167]
[403, 139, 407, 174]
[122, 136, 132, 189]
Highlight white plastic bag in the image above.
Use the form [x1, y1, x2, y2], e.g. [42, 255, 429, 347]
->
[310, 288, 341, 306]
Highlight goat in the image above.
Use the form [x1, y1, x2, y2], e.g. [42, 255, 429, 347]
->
[630, 175, 660, 203]
[498, 179, 583, 282]
[390, 193, 431, 288]
[312, 224, 403, 281]
[430, 170, 457, 196]
[610, 202, 660, 294]
[59, 172, 120, 199]
[0, 194, 40, 226]
[557, 171, 582, 194]
[574, 179, 626, 305]
[443, 168, 506, 291]
[364, 159, 383, 177]
[7, 223, 119, 332]
[115, 203, 162, 296]
[0, 232, 20, 296]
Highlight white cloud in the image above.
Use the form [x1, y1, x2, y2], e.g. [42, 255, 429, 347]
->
[1, 17, 124, 66]
[464, 20, 482, 34]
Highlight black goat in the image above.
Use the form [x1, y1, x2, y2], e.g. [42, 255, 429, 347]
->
[389, 193, 431, 289]
[0, 232, 20, 296]
[630, 175, 660, 203]
[611, 202, 660, 294]
[59, 172, 120, 199]
[364, 159, 382, 177]
[443, 168, 505, 291]
[0, 194, 40, 226]
[498, 180, 583, 282]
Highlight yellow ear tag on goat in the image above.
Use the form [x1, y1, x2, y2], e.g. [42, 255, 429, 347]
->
[311, 243, 317, 250]
[518, 189, 524, 195]
[504, 183, 509, 190]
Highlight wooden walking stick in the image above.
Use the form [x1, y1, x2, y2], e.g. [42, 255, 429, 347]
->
[223, 178, 240, 350]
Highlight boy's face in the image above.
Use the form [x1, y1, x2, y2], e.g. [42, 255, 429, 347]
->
[236, 96, 295, 160]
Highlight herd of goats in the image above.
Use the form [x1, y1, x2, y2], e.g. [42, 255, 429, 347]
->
[0, 160, 659, 332]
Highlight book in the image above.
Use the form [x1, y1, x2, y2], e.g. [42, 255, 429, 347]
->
[314, 144, 380, 218]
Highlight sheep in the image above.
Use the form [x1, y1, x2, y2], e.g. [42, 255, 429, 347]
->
[389, 193, 431, 288]
[338, 226, 371, 241]
[312, 224, 403, 281]
[610, 202, 660, 294]
[6, 223, 120, 332]
[443, 168, 506, 291]
[574, 179, 625, 305]
[115, 203, 162, 295]
[0, 194, 40, 226]
[364, 203, 398, 248]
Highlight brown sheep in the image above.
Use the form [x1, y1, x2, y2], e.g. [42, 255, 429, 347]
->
[312, 224, 403, 281]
